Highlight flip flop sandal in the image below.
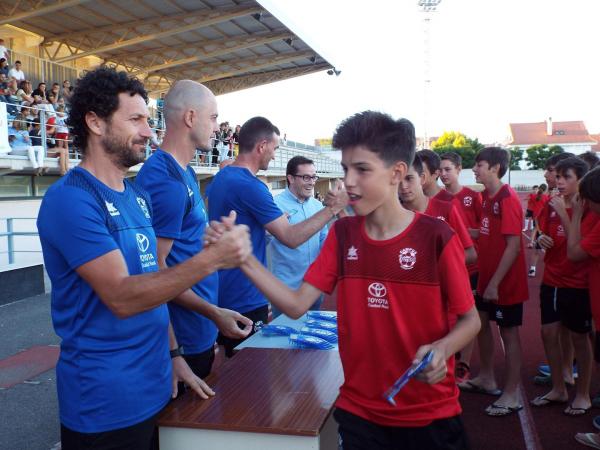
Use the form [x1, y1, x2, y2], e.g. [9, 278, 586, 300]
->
[485, 403, 523, 417]
[458, 380, 502, 396]
[530, 395, 568, 407]
[575, 433, 600, 449]
[564, 404, 591, 416]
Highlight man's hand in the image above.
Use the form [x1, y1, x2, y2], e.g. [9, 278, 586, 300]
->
[204, 211, 252, 268]
[482, 283, 499, 303]
[204, 210, 237, 246]
[538, 234, 554, 250]
[324, 179, 349, 215]
[213, 307, 253, 339]
[413, 344, 447, 385]
[171, 356, 215, 399]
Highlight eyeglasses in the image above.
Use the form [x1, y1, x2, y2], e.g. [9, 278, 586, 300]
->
[293, 174, 319, 182]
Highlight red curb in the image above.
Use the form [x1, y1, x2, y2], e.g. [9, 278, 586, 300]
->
[0, 345, 60, 388]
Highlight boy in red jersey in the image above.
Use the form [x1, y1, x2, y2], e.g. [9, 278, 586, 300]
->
[532, 157, 593, 415]
[439, 151, 483, 383]
[212, 111, 481, 449]
[399, 153, 477, 267]
[418, 149, 455, 202]
[461, 147, 529, 417]
[569, 168, 600, 448]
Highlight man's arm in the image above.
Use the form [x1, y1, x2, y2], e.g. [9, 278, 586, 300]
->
[156, 237, 252, 338]
[76, 225, 251, 319]
[241, 255, 323, 319]
[482, 235, 521, 301]
[265, 180, 347, 249]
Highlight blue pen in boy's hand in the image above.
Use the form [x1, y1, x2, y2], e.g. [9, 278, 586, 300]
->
[383, 350, 434, 406]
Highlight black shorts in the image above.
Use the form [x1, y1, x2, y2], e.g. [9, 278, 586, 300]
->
[469, 273, 479, 294]
[61, 413, 158, 450]
[540, 284, 591, 333]
[540, 284, 561, 325]
[334, 408, 470, 450]
[475, 294, 523, 327]
[525, 209, 534, 218]
[217, 304, 269, 357]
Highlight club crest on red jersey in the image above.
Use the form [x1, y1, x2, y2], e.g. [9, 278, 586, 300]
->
[437, 216, 446, 221]
[493, 202, 500, 215]
[463, 196, 473, 207]
[398, 247, 417, 270]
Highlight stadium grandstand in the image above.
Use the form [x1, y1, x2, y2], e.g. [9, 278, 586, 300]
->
[0, 0, 344, 199]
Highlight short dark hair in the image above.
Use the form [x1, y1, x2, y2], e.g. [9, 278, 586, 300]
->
[440, 151, 462, 168]
[544, 151, 575, 170]
[555, 156, 589, 180]
[532, 185, 539, 190]
[411, 152, 424, 176]
[475, 147, 510, 178]
[67, 66, 147, 154]
[238, 116, 280, 154]
[286, 155, 314, 186]
[417, 149, 441, 175]
[579, 167, 600, 203]
[0, 58, 5, 64]
[578, 151, 599, 169]
[15, 60, 21, 65]
[332, 110, 415, 167]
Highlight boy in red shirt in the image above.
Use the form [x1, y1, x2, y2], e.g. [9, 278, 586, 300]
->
[399, 153, 477, 267]
[569, 167, 600, 448]
[439, 152, 483, 383]
[218, 111, 480, 449]
[532, 157, 593, 415]
[418, 149, 454, 202]
[461, 147, 529, 416]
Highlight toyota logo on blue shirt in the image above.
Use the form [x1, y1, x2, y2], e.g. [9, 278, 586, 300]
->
[136, 233, 150, 253]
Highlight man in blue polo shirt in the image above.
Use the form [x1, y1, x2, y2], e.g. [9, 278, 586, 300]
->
[268, 155, 327, 316]
[208, 116, 348, 356]
[137, 80, 252, 379]
[37, 67, 251, 450]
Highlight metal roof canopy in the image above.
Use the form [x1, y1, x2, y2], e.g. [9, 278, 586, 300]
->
[0, 0, 334, 95]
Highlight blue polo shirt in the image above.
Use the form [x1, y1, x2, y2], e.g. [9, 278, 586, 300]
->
[208, 166, 283, 313]
[268, 188, 327, 289]
[136, 149, 218, 354]
[37, 167, 171, 433]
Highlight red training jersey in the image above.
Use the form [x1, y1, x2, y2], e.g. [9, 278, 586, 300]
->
[477, 184, 529, 305]
[581, 215, 600, 325]
[527, 193, 550, 218]
[538, 205, 594, 289]
[425, 197, 474, 251]
[450, 187, 482, 275]
[304, 214, 474, 427]
[433, 189, 454, 203]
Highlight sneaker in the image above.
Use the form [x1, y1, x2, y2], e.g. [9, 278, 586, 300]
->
[537, 363, 578, 378]
[455, 361, 471, 384]
[528, 267, 536, 277]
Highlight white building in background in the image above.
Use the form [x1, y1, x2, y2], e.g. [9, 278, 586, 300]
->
[508, 117, 597, 155]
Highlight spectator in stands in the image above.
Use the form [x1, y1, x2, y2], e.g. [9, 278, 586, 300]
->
[156, 92, 164, 128]
[16, 80, 33, 105]
[232, 124, 241, 156]
[9, 117, 45, 174]
[47, 91, 57, 109]
[8, 60, 25, 82]
[579, 151, 599, 169]
[0, 39, 8, 61]
[0, 58, 8, 78]
[32, 82, 47, 101]
[54, 104, 69, 166]
[0, 73, 7, 95]
[60, 79, 72, 104]
[4, 78, 20, 115]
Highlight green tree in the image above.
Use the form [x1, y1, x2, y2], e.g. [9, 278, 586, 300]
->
[431, 131, 482, 168]
[525, 144, 564, 169]
[509, 147, 523, 170]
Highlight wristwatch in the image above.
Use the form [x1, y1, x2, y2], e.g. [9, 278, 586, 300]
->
[170, 345, 184, 359]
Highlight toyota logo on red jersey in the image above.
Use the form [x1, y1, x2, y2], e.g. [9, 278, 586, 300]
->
[368, 282, 387, 298]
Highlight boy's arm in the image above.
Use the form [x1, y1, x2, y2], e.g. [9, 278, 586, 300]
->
[241, 255, 323, 319]
[482, 235, 521, 301]
[414, 306, 480, 384]
[566, 194, 591, 262]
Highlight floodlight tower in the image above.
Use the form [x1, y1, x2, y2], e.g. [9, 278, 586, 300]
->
[418, 0, 441, 149]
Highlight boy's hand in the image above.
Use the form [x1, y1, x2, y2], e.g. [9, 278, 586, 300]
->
[549, 196, 567, 219]
[571, 193, 585, 217]
[413, 345, 447, 384]
[538, 234, 554, 250]
[482, 283, 499, 303]
[324, 179, 349, 214]
[203, 210, 237, 246]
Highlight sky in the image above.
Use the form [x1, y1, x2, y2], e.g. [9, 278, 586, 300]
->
[216, 0, 600, 147]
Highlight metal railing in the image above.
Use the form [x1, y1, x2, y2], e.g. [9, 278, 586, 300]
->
[0, 217, 40, 265]
[10, 50, 79, 91]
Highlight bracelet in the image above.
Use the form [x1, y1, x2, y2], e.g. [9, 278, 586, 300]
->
[170, 345, 184, 358]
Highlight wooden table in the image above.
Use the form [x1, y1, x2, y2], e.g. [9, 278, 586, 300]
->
[158, 348, 344, 450]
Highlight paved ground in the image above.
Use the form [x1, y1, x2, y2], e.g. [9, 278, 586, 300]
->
[0, 294, 60, 450]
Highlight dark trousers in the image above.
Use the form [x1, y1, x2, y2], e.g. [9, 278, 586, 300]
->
[334, 408, 470, 450]
[60, 413, 159, 450]
[217, 305, 269, 357]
